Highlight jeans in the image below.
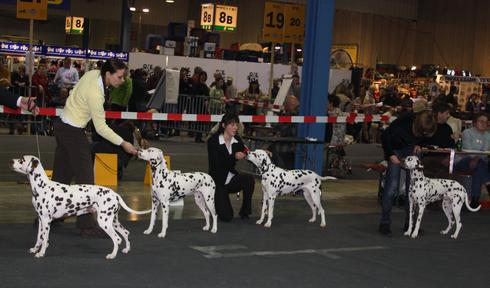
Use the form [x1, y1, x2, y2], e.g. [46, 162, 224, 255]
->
[380, 147, 413, 226]
[454, 157, 490, 198]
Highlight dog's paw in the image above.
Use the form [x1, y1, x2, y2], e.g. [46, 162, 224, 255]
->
[122, 248, 130, 254]
[403, 231, 411, 237]
[264, 222, 272, 228]
[440, 230, 449, 235]
[106, 253, 116, 260]
[157, 232, 166, 238]
[450, 234, 458, 239]
[256, 219, 263, 225]
[308, 217, 316, 223]
[34, 252, 45, 258]
[29, 247, 39, 254]
[320, 222, 327, 228]
[410, 233, 418, 239]
[202, 225, 210, 231]
[211, 227, 217, 233]
[143, 229, 152, 235]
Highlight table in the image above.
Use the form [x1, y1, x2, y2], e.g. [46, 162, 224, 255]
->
[243, 136, 325, 170]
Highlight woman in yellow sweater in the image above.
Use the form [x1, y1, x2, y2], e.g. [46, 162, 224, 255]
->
[52, 58, 138, 236]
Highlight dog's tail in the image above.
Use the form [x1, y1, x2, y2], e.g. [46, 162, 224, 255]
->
[319, 176, 337, 181]
[464, 193, 481, 212]
[116, 195, 152, 215]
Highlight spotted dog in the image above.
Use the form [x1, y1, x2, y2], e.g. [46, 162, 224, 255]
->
[10, 155, 151, 260]
[138, 147, 217, 238]
[403, 156, 480, 239]
[247, 149, 334, 228]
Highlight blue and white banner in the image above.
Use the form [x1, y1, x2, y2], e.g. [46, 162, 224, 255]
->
[0, 42, 42, 54]
[87, 49, 128, 61]
[44, 46, 86, 58]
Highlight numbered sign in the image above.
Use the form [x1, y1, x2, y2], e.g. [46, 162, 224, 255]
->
[214, 5, 238, 32]
[283, 4, 305, 44]
[65, 16, 72, 33]
[65, 16, 84, 34]
[71, 16, 84, 34]
[16, 0, 48, 20]
[263, 2, 284, 43]
[201, 3, 214, 30]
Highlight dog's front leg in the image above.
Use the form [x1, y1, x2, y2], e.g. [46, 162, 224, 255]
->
[256, 188, 268, 225]
[143, 193, 159, 235]
[411, 202, 426, 238]
[29, 217, 43, 254]
[158, 198, 170, 238]
[264, 194, 277, 228]
[35, 217, 52, 258]
[404, 196, 415, 237]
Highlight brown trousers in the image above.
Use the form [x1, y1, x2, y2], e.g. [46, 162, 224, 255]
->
[52, 120, 97, 229]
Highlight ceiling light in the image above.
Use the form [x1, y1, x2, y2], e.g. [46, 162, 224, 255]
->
[142, 8, 150, 13]
[166, 0, 175, 3]
[129, 7, 136, 11]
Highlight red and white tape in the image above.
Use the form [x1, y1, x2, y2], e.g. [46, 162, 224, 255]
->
[0, 105, 393, 123]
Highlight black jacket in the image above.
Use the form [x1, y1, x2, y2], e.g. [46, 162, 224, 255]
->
[423, 123, 455, 148]
[382, 112, 421, 159]
[207, 133, 246, 187]
[0, 87, 19, 109]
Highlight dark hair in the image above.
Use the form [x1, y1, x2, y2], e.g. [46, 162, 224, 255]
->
[413, 110, 437, 138]
[329, 94, 340, 108]
[431, 102, 450, 114]
[217, 113, 240, 135]
[101, 58, 126, 77]
[473, 112, 489, 123]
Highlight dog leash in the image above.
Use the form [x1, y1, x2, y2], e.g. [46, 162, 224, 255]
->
[27, 96, 41, 161]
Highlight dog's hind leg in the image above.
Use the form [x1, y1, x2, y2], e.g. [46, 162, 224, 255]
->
[158, 199, 170, 238]
[305, 186, 326, 228]
[264, 194, 277, 228]
[143, 193, 160, 235]
[411, 202, 426, 238]
[113, 213, 131, 254]
[35, 217, 52, 258]
[194, 192, 211, 231]
[97, 213, 119, 259]
[440, 197, 454, 235]
[29, 217, 43, 254]
[451, 196, 464, 239]
[303, 188, 317, 223]
[256, 187, 268, 225]
[202, 190, 218, 233]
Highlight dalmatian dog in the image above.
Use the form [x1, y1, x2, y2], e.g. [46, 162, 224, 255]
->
[138, 147, 217, 238]
[403, 156, 480, 239]
[10, 155, 152, 260]
[247, 149, 334, 228]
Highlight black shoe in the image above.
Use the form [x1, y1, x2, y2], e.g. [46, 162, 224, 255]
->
[379, 224, 392, 237]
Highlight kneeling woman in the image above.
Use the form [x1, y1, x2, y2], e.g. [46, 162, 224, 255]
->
[207, 113, 255, 221]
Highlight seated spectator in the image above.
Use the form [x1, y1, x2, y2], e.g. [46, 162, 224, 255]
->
[110, 75, 133, 111]
[32, 65, 49, 106]
[421, 102, 456, 178]
[11, 65, 29, 87]
[454, 112, 490, 208]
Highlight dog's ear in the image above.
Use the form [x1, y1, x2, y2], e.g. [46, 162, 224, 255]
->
[264, 150, 273, 158]
[30, 159, 39, 174]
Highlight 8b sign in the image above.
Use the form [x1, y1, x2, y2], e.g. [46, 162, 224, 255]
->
[215, 5, 237, 32]
[200, 3, 214, 30]
[65, 16, 84, 34]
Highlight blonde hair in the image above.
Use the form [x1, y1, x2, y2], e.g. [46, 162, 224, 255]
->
[413, 110, 437, 138]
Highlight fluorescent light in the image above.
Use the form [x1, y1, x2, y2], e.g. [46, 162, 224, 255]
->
[166, 0, 175, 3]
[411, 65, 417, 71]
[129, 7, 136, 11]
[296, 48, 302, 52]
[142, 8, 150, 13]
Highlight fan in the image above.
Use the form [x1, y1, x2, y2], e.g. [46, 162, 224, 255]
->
[330, 49, 353, 69]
